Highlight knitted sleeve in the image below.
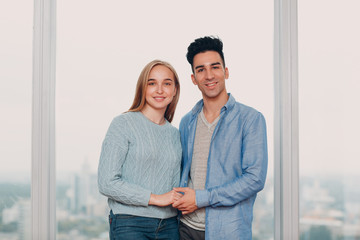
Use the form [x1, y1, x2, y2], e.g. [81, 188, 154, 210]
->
[97, 116, 151, 206]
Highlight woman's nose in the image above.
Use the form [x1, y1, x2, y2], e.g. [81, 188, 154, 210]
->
[156, 85, 163, 93]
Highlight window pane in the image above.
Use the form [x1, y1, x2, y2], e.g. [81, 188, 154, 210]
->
[56, 1, 273, 239]
[0, 1, 32, 239]
[299, 1, 360, 239]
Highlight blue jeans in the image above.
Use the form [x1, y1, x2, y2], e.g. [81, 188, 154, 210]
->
[109, 211, 179, 240]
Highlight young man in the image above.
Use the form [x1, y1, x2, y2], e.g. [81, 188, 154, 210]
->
[172, 36, 268, 240]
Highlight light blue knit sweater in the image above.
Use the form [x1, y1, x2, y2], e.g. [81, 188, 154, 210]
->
[98, 111, 182, 219]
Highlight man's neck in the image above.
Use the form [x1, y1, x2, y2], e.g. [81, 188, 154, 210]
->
[202, 92, 229, 123]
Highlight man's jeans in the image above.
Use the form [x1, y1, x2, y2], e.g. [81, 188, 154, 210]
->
[109, 210, 179, 240]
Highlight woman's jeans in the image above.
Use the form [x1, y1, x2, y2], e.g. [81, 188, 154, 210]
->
[109, 210, 179, 240]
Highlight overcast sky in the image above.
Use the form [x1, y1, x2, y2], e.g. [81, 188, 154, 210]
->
[0, 0, 359, 182]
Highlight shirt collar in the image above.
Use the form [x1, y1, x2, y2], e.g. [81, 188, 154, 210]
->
[191, 93, 236, 116]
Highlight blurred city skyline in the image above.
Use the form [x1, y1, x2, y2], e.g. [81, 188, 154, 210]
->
[2, 165, 360, 239]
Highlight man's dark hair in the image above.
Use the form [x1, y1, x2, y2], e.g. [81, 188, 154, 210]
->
[186, 36, 225, 72]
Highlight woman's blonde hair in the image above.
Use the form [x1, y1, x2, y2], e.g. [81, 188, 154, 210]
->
[128, 60, 180, 123]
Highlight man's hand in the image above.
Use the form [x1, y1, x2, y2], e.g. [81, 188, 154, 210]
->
[172, 187, 198, 214]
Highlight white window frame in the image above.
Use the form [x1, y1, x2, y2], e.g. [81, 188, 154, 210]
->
[31, 0, 299, 239]
[32, 0, 56, 238]
[274, 0, 299, 239]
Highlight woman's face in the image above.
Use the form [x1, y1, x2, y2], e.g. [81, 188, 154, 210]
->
[144, 65, 177, 113]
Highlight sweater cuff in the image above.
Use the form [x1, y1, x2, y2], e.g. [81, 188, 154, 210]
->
[195, 189, 210, 208]
[142, 189, 152, 206]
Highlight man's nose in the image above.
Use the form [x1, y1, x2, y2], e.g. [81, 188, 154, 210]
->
[205, 69, 215, 80]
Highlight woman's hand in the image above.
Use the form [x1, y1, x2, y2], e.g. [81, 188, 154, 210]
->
[148, 190, 183, 207]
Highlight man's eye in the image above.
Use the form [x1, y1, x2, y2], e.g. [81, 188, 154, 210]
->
[197, 69, 204, 73]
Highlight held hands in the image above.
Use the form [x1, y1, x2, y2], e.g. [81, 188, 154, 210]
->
[172, 187, 198, 215]
[148, 190, 183, 207]
[148, 187, 199, 215]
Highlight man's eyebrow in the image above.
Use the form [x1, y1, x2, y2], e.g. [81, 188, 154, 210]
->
[194, 62, 221, 70]
[194, 65, 205, 70]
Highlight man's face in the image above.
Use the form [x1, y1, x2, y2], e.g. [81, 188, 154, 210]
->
[191, 51, 229, 100]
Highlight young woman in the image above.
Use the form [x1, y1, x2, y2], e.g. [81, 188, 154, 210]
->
[98, 60, 182, 240]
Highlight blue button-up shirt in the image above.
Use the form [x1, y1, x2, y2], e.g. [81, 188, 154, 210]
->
[179, 93, 268, 240]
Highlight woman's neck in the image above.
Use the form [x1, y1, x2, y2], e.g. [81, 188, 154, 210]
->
[140, 105, 166, 125]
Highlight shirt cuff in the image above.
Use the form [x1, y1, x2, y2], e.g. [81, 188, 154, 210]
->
[195, 189, 210, 208]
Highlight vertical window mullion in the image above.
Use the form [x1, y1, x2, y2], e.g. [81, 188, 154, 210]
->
[274, 0, 299, 239]
[32, 0, 56, 238]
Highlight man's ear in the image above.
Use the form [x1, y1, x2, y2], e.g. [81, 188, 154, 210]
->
[225, 67, 229, 79]
[191, 74, 197, 85]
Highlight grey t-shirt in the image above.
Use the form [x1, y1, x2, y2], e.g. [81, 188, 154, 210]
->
[181, 109, 220, 231]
